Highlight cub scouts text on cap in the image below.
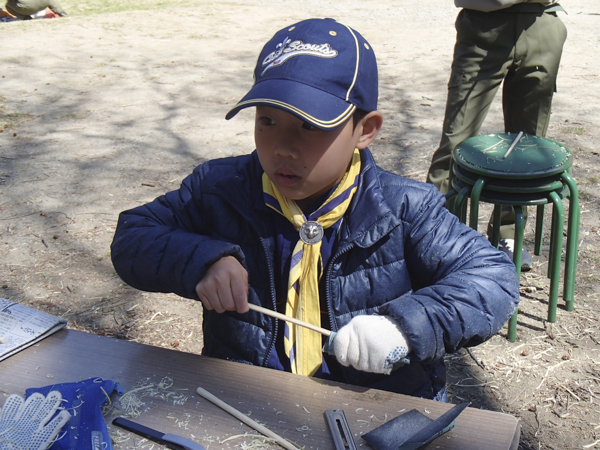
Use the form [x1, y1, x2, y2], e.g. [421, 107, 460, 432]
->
[226, 18, 378, 130]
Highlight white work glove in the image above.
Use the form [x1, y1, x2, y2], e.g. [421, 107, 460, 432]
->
[0, 391, 71, 450]
[333, 315, 411, 375]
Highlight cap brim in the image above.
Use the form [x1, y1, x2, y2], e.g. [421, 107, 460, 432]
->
[225, 79, 356, 130]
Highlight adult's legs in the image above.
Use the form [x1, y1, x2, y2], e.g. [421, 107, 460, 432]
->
[503, 12, 567, 136]
[427, 9, 516, 195]
[487, 11, 567, 240]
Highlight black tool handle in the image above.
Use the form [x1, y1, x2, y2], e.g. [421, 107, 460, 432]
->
[112, 417, 203, 450]
[113, 417, 166, 442]
[324, 409, 358, 450]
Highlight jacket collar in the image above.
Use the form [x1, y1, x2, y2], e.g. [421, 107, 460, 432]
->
[340, 148, 401, 248]
[214, 149, 401, 247]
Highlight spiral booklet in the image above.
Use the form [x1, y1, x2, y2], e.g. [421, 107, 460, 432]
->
[0, 298, 67, 361]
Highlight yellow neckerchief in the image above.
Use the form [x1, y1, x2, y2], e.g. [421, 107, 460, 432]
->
[262, 149, 361, 376]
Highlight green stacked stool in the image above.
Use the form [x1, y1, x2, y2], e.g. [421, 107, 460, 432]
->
[446, 133, 580, 341]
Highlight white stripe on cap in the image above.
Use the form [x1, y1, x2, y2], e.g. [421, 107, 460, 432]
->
[232, 98, 356, 129]
[342, 24, 360, 103]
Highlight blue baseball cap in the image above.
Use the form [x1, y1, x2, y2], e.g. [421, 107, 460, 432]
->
[225, 18, 378, 130]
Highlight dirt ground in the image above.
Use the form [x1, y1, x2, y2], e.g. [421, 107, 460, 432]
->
[1, 1, 600, 449]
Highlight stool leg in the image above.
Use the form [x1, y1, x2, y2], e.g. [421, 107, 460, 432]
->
[445, 174, 458, 213]
[561, 173, 580, 310]
[446, 161, 457, 213]
[507, 313, 518, 343]
[453, 185, 471, 223]
[548, 192, 564, 323]
[513, 206, 525, 277]
[445, 189, 457, 208]
[507, 205, 525, 342]
[534, 205, 544, 256]
[469, 179, 485, 231]
[491, 205, 502, 247]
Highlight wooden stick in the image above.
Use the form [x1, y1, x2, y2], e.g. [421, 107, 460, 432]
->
[503, 131, 523, 159]
[196, 386, 300, 450]
[247, 303, 331, 337]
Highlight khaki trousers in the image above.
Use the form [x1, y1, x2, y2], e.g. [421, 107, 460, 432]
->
[427, 8, 567, 239]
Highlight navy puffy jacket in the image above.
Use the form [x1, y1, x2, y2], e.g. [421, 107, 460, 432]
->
[111, 149, 519, 398]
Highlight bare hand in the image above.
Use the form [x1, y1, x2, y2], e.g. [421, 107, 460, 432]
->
[195, 256, 249, 313]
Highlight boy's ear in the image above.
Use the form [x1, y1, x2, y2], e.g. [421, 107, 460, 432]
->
[355, 111, 383, 150]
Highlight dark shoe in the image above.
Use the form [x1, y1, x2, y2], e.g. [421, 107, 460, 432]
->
[58, 11, 68, 17]
[499, 239, 532, 272]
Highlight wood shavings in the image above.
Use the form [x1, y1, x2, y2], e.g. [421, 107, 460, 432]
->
[109, 429, 133, 445]
[118, 386, 152, 418]
[220, 433, 256, 444]
[110, 428, 166, 449]
[166, 412, 193, 430]
[536, 360, 571, 390]
[157, 376, 174, 390]
[117, 377, 189, 418]
[220, 432, 283, 447]
[136, 439, 156, 449]
[100, 386, 114, 416]
[295, 425, 311, 431]
[369, 413, 387, 423]
[197, 434, 220, 446]
[208, 431, 293, 449]
[119, 384, 154, 400]
[145, 312, 163, 324]
[302, 406, 311, 414]
[240, 438, 284, 450]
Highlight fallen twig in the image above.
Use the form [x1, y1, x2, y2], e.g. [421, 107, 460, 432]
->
[583, 439, 600, 449]
[536, 360, 571, 390]
[466, 348, 486, 370]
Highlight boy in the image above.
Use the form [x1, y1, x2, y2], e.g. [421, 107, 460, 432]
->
[111, 18, 519, 401]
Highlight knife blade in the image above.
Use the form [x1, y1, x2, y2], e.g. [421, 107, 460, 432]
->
[112, 417, 205, 450]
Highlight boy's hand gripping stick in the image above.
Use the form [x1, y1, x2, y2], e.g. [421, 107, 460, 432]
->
[247, 304, 409, 374]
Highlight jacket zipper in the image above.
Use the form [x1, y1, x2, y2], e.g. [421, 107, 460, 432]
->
[215, 192, 279, 367]
[324, 241, 355, 333]
[257, 235, 278, 366]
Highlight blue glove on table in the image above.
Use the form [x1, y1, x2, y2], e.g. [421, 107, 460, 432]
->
[26, 377, 123, 450]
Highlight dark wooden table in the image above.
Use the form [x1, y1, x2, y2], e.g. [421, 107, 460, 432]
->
[0, 329, 520, 449]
